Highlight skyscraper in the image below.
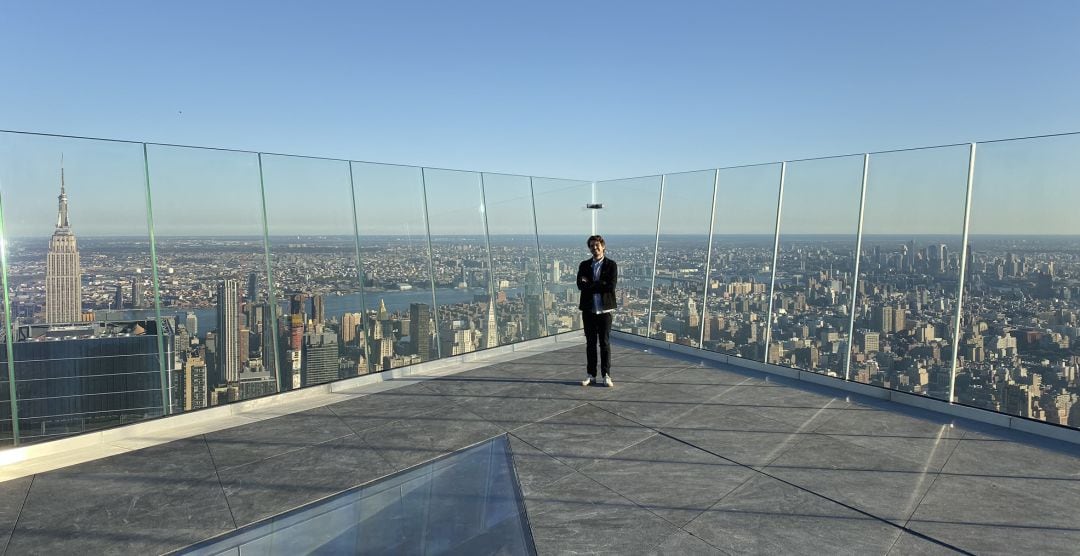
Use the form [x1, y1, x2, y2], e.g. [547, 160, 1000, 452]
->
[484, 301, 499, 349]
[46, 167, 81, 324]
[312, 294, 326, 325]
[216, 279, 241, 383]
[132, 276, 144, 308]
[302, 329, 338, 386]
[186, 311, 198, 337]
[409, 303, 432, 361]
[247, 271, 258, 303]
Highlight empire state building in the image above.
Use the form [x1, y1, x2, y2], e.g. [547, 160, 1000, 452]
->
[46, 167, 81, 323]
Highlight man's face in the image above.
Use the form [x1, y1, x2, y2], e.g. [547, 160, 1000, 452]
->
[589, 241, 605, 260]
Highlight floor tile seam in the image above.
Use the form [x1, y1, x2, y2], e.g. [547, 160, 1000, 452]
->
[899, 432, 974, 532]
[201, 435, 239, 532]
[591, 402, 977, 555]
[212, 430, 361, 475]
[664, 428, 975, 556]
[496, 402, 592, 434]
[2, 474, 34, 556]
[522, 448, 688, 546]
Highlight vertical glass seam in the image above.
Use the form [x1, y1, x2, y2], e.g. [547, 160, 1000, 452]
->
[528, 178, 549, 336]
[763, 162, 786, 362]
[699, 169, 720, 348]
[142, 144, 171, 415]
[347, 162, 374, 374]
[419, 168, 442, 359]
[478, 173, 499, 348]
[0, 178, 20, 445]
[645, 176, 665, 338]
[256, 153, 284, 391]
[844, 154, 870, 381]
[949, 143, 977, 402]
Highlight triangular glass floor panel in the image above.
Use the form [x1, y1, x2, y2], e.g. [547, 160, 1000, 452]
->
[176, 434, 535, 555]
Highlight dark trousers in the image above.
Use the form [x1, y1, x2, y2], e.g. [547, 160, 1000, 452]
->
[582, 311, 612, 377]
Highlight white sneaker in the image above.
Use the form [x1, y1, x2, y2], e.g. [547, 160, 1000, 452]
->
[581, 376, 596, 386]
[603, 376, 614, 388]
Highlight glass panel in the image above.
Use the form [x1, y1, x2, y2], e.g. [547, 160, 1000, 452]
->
[351, 163, 435, 371]
[481, 173, 545, 344]
[261, 155, 363, 390]
[178, 436, 534, 555]
[422, 169, 491, 357]
[0, 133, 162, 445]
[595, 176, 663, 335]
[146, 145, 277, 410]
[531, 178, 592, 334]
[704, 164, 782, 362]
[771, 156, 864, 376]
[959, 134, 1080, 426]
[853, 145, 970, 402]
[652, 170, 714, 346]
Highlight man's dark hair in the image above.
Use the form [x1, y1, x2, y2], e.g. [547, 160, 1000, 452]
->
[587, 235, 605, 248]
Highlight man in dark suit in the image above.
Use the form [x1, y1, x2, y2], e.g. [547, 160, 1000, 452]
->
[577, 235, 617, 387]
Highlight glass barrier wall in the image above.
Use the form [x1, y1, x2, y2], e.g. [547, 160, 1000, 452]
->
[261, 155, 362, 389]
[704, 164, 783, 362]
[652, 170, 715, 346]
[961, 135, 1080, 424]
[854, 145, 971, 402]
[0, 134, 163, 445]
[595, 176, 663, 335]
[530, 178, 593, 334]
[481, 174, 547, 344]
[3, 129, 1080, 446]
[351, 163, 436, 371]
[772, 156, 864, 376]
[146, 145, 278, 412]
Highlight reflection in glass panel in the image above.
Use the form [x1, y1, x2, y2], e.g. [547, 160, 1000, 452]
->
[959, 135, 1080, 426]
[0, 133, 163, 444]
[771, 157, 863, 376]
[482, 174, 545, 344]
[351, 163, 436, 370]
[146, 145, 278, 411]
[596, 176, 662, 335]
[422, 169, 492, 357]
[652, 171, 714, 346]
[705, 164, 782, 362]
[531, 178, 592, 334]
[854, 146, 970, 401]
[261, 155, 365, 389]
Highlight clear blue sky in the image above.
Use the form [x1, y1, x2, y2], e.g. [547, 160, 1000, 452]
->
[1, 1, 1078, 235]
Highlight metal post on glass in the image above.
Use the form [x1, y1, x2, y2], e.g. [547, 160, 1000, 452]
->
[763, 162, 786, 363]
[844, 154, 871, 382]
[948, 143, 977, 403]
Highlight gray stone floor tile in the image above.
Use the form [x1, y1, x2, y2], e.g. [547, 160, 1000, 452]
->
[327, 384, 457, 434]
[8, 442, 233, 556]
[360, 404, 505, 471]
[659, 405, 813, 467]
[507, 434, 577, 496]
[941, 436, 1080, 480]
[817, 432, 961, 474]
[655, 365, 767, 387]
[577, 434, 756, 527]
[684, 474, 903, 555]
[219, 433, 396, 527]
[204, 406, 355, 470]
[910, 473, 1080, 530]
[713, 382, 852, 411]
[900, 520, 1080, 556]
[0, 476, 32, 554]
[510, 404, 657, 470]
[647, 530, 728, 555]
[455, 389, 585, 432]
[886, 530, 970, 555]
[524, 472, 680, 555]
[813, 406, 968, 440]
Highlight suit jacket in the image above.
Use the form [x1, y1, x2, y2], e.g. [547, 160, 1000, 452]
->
[577, 257, 618, 312]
